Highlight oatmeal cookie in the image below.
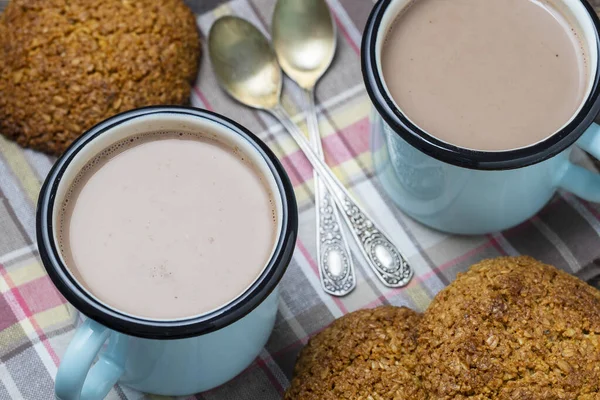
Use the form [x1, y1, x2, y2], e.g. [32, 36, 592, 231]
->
[0, 0, 200, 155]
[417, 256, 600, 399]
[285, 306, 426, 400]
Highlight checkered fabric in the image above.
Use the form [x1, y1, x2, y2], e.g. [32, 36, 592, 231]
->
[1, 0, 600, 399]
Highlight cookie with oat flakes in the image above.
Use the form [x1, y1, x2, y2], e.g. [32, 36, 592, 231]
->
[417, 256, 600, 399]
[0, 0, 200, 155]
[284, 306, 426, 400]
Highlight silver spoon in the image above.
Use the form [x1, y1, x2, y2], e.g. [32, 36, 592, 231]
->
[272, 0, 355, 296]
[208, 16, 413, 288]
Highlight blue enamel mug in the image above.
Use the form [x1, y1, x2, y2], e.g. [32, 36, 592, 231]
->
[363, 0, 600, 234]
[36, 107, 298, 399]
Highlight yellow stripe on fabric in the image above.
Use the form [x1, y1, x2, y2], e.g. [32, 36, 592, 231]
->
[302, 152, 370, 186]
[282, 92, 371, 138]
[294, 187, 311, 206]
[268, 123, 310, 160]
[7, 259, 46, 287]
[18, 315, 36, 336]
[403, 284, 433, 313]
[339, 277, 380, 312]
[0, 323, 27, 349]
[320, 95, 372, 139]
[33, 304, 72, 330]
[281, 94, 303, 119]
[330, 153, 371, 182]
[0, 136, 40, 204]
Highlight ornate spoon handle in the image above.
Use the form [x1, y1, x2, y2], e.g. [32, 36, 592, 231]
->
[271, 106, 413, 288]
[305, 90, 355, 296]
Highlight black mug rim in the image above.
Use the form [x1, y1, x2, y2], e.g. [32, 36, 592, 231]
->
[36, 106, 298, 340]
[362, 0, 600, 170]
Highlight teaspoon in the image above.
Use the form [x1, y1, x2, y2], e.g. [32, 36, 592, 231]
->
[272, 0, 355, 296]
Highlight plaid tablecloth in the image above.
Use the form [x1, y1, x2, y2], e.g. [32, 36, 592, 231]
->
[2, 0, 600, 399]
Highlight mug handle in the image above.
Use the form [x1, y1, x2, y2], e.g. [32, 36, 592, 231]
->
[55, 319, 125, 400]
[557, 122, 600, 202]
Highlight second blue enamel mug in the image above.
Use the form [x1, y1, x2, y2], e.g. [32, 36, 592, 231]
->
[363, 0, 600, 234]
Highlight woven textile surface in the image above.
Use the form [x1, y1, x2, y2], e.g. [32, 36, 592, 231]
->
[1, 0, 600, 398]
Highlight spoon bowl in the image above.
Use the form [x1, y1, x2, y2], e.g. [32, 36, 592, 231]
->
[272, 0, 337, 89]
[208, 16, 282, 110]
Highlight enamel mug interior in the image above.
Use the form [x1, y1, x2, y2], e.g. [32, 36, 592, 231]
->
[363, 0, 600, 234]
[37, 106, 298, 338]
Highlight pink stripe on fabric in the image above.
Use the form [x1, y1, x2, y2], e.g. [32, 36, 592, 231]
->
[295, 240, 348, 314]
[0, 300, 16, 331]
[279, 117, 371, 187]
[322, 117, 370, 165]
[246, 316, 337, 369]
[0, 290, 26, 322]
[413, 241, 497, 283]
[487, 234, 509, 256]
[329, 7, 360, 55]
[196, 356, 284, 397]
[192, 87, 215, 112]
[279, 151, 313, 187]
[360, 241, 499, 310]
[582, 200, 600, 222]
[0, 267, 27, 322]
[196, 353, 288, 397]
[0, 267, 60, 366]
[17, 276, 65, 314]
[255, 357, 284, 396]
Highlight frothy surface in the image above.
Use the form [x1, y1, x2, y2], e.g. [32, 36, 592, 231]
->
[382, 0, 589, 151]
[59, 131, 277, 319]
